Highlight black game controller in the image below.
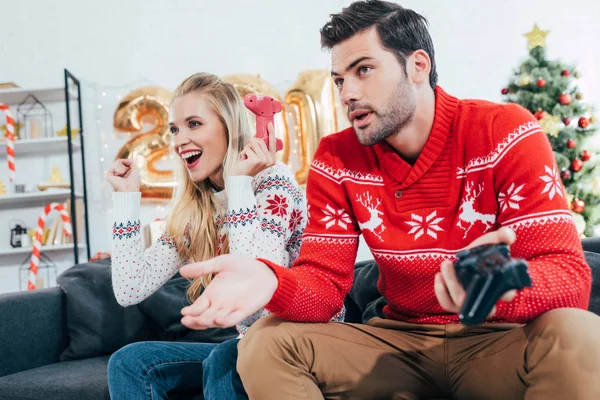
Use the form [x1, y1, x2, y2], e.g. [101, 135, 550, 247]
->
[453, 243, 532, 326]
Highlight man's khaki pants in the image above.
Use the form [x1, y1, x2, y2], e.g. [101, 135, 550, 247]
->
[237, 308, 600, 399]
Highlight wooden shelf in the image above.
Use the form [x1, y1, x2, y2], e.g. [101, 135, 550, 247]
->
[0, 244, 86, 257]
[0, 137, 80, 156]
[0, 189, 83, 209]
[0, 86, 78, 105]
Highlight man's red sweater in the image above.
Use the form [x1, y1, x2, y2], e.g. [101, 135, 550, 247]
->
[261, 87, 591, 324]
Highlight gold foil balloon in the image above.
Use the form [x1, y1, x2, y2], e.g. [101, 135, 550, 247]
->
[284, 69, 347, 184]
[221, 74, 290, 164]
[112, 73, 346, 195]
[113, 86, 174, 199]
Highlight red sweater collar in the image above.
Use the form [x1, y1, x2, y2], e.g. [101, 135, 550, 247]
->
[373, 86, 459, 188]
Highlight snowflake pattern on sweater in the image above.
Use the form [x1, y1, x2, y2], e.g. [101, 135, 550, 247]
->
[111, 162, 315, 334]
[262, 87, 591, 325]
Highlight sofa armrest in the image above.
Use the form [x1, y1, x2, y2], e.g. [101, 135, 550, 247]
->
[0, 287, 68, 377]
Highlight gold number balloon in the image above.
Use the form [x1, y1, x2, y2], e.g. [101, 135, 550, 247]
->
[113, 86, 174, 199]
[284, 69, 347, 184]
[113, 71, 347, 198]
[221, 74, 290, 165]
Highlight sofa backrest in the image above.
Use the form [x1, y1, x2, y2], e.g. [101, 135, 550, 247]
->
[56, 238, 600, 357]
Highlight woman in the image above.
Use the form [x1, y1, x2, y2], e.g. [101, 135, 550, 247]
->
[105, 72, 312, 399]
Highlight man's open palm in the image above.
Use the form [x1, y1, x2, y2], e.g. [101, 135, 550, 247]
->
[179, 254, 278, 330]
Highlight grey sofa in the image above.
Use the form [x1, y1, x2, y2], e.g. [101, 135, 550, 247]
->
[1, 238, 599, 400]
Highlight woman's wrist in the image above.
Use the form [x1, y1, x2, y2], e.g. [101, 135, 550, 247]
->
[113, 192, 142, 224]
[225, 175, 255, 208]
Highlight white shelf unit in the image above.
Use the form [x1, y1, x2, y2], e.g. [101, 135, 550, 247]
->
[0, 136, 80, 157]
[0, 86, 77, 106]
[0, 189, 83, 209]
[0, 71, 91, 285]
[0, 244, 86, 258]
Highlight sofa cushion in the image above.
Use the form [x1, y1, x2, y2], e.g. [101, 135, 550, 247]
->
[586, 251, 600, 314]
[0, 356, 111, 400]
[344, 261, 386, 324]
[136, 275, 238, 343]
[57, 258, 238, 361]
[57, 258, 160, 361]
[582, 237, 600, 253]
[0, 354, 207, 400]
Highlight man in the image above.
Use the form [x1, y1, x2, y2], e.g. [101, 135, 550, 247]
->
[179, 1, 600, 398]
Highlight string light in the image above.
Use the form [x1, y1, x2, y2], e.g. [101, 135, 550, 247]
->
[100, 157, 105, 162]
[97, 105, 102, 109]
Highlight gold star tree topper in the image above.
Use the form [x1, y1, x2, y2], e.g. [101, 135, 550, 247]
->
[524, 24, 549, 49]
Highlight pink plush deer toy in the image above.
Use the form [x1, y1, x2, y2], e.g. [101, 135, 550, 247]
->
[243, 93, 284, 152]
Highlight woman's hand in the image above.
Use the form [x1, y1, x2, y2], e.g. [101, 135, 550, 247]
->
[104, 159, 141, 192]
[231, 122, 277, 177]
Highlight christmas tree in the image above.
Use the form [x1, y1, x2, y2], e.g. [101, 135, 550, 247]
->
[501, 24, 600, 237]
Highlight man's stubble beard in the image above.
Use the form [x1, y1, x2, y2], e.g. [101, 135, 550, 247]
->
[356, 79, 417, 146]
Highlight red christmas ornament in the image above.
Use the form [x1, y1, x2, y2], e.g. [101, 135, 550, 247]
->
[579, 117, 590, 129]
[560, 169, 571, 180]
[562, 117, 571, 126]
[571, 159, 583, 172]
[582, 150, 592, 161]
[567, 139, 576, 149]
[501, 88, 509, 95]
[559, 93, 572, 105]
[537, 79, 546, 87]
[534, 110, 544, 120]
[572, 199, 586, 213]
[561, 70, 571, 77]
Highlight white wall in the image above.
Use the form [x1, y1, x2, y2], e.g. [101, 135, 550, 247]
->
[1, 0, 599, 293]
[2, 0, 599, 100]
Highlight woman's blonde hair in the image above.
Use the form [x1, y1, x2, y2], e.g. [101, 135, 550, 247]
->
[164, 72, 253, 302]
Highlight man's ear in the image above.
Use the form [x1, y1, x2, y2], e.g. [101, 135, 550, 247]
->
[407, 49, 432, 85]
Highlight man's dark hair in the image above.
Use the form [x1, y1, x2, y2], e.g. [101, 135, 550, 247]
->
[320, 0, 438, 88]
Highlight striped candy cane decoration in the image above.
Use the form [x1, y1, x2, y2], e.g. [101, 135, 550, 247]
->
[28, 203, 72, 290]
[0, 103, 15, 182]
